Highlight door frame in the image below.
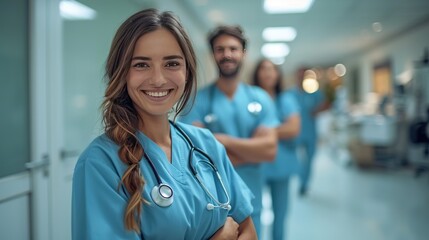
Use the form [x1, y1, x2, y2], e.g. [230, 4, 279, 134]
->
[0, 0, 55, 239]
[29, 0, 51, 239]
[29, 0, 65, 239]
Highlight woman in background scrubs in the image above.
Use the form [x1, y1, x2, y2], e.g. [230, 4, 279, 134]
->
[290, 67, 330, 196]
[252, 59, 301, 240]
[72, 8, 256, 240]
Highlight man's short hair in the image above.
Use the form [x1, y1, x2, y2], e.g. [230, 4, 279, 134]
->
[207, 25, 247, 51]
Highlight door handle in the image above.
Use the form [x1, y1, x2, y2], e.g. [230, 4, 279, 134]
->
[25, 154, 50, 170]
[60, 149, 80, 160]
[26, 154, 50, 176]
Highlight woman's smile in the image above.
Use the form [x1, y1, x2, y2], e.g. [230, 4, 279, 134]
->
[143, 89, 172, 98]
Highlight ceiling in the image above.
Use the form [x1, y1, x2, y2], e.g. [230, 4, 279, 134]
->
[181, 0, 429, 75]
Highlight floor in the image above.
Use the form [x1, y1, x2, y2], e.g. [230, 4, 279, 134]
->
[260, 114, 429, 240]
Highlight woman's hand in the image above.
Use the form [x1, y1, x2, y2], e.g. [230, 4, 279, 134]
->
[210, 217, 239, 240]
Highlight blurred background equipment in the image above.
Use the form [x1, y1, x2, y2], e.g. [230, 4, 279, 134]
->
[408, 48, 429, 177]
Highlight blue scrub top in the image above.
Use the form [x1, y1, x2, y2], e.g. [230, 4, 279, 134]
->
[179, 82, 279, 213]
[289, 87, 324, 143]
[263, 91, 300, 180]
[72, 122, 254, 240]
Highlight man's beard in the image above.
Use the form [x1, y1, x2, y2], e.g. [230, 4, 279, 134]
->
[217, 58, 242, 79]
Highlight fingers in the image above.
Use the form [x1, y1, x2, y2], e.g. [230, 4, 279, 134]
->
[226, 217, 239, 239]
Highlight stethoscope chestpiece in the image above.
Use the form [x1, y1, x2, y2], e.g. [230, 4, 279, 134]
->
[247, 101, 262, 115]
[151, 183, 174, 207]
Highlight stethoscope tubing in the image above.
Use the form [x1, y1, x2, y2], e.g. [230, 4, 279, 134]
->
[143, 121, 230, 209]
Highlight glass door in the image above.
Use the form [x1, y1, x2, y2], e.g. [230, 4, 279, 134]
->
[0, 1, 50, 240]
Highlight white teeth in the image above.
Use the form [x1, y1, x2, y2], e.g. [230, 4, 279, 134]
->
[144, 90, 169, 97]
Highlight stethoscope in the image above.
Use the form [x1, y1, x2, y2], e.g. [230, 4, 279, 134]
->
[144, 121, 231, 211]
[204, 83, 262, 125]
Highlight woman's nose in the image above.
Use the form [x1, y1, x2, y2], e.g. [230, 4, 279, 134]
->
[149, 68, 167, 87]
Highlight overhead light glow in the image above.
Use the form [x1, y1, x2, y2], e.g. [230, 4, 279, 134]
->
[304, 69, 317, 79]
[263, 27, 297, 42]
[302, 78, 319, 93]
[264, 0, 314, 14]
[334, 64, 347, 77]
[60, 0, 96, 20]
[270, 57, 286, 65]
[261, 43, 290, 58]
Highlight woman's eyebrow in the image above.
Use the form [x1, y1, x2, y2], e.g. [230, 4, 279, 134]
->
[131, 55, 184, 61]
[131, 56, 150, 61]
[163, 55, 184, 60]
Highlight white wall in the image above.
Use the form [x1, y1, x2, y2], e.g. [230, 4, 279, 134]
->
[342, 20, 429, 103]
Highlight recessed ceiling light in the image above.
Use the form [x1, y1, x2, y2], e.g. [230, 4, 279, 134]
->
[60, 0, 96, 20]
[334, 64, 347, 77]
[302, 78, 319, 93]
[261, 43, 290, 58]
[270, 57, 286, 65]
[263, 27, 297, 42]
[372, 22, 383, 32]
[264, 0, 314, 14]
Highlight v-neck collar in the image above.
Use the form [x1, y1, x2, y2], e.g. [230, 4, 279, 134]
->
[213, 81, 243, 102]
[137, 123, 186, 183]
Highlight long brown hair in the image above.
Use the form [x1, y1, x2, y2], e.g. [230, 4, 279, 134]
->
[101, 8, 197, 233]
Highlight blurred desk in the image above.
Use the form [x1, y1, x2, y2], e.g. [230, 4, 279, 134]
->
[347, 114, 403, 168]
[360, 115, 396, 146]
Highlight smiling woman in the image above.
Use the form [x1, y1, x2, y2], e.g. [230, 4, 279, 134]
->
[71, 8, 257, 240]
[127, 28, 187, 119]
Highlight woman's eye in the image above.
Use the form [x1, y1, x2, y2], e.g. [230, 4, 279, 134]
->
[166, 61, 181, 68]
[133, 62, 149, 68]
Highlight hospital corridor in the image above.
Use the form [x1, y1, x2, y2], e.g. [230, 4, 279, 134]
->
[260, 112, 429, 240]
[1, 0, 429, 240]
